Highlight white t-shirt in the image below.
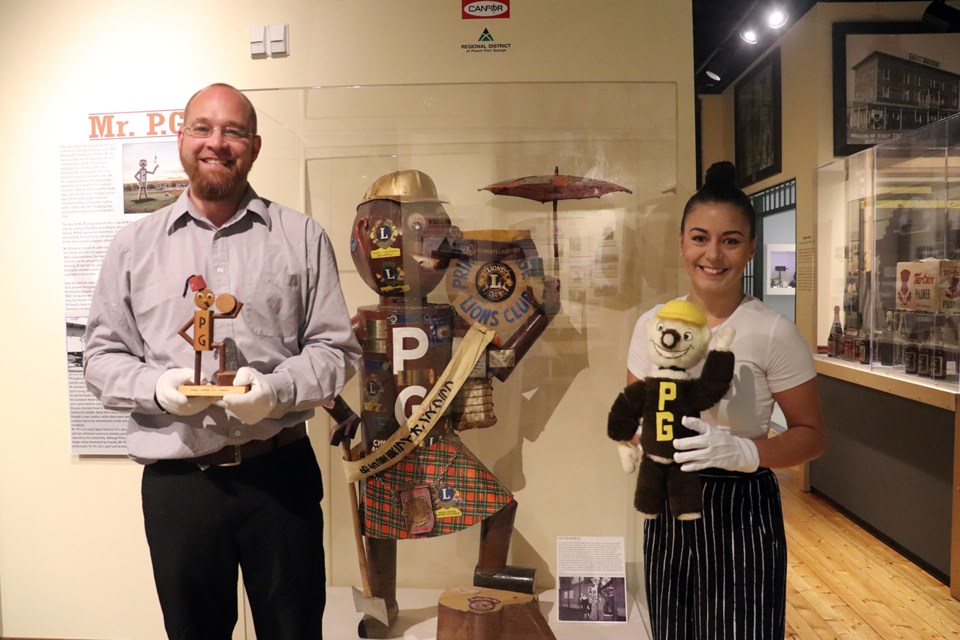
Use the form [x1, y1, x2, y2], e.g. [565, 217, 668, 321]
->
[627, 295, 815, 439]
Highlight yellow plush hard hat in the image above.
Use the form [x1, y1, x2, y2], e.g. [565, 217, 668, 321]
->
[359, 169, 446, 205]
[656, 300, 707, 327]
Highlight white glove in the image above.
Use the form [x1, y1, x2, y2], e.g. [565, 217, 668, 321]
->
[673, 416, 759, 473]
[155, 368, 217, 416]
[617, 442, 640, 473]
[218, 367, 278, 425]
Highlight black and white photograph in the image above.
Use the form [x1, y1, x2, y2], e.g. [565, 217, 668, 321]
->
[832, 21, 960, 156]
[65, 317, 87, 368]
[556, 576, 627, 623]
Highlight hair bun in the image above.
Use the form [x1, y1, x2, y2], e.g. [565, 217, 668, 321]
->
[704, 161, 738, 188]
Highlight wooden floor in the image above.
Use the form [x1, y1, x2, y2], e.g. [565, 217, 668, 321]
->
[779, 466, 960, 639]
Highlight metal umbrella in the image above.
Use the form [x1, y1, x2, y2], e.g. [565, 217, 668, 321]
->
[479, 166, 632, 276]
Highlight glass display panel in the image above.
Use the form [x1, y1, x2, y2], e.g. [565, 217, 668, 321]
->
[243, 83, 679, 617]
[818, 113, 960, 387]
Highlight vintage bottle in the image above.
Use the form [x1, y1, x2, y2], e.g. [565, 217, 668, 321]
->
[931, 326, 947, 380]
[893, 312, 909, 369]
[843, 331, 857, 361]
[917, 330, 932, 377]
[857, 328, 871, 365]
[839, 311, 850, 360]
[947, 325, 959, 379]
[828, 305, 843, 357]
[879, 310, 895, 366]
[904, 331, 919, 375]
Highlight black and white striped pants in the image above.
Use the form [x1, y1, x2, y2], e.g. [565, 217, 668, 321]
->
[644, 468, 786, 640]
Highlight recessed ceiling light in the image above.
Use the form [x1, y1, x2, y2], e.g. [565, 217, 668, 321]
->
[767, 8, 788, 29]
[706, 70, 721, 82]
[740, 28, 759, 44]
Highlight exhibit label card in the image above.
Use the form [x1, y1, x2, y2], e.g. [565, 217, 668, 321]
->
[556, 536, 627, 623]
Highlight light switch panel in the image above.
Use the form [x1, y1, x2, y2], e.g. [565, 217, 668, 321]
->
[268, 24, 288, 55]
[249, 25, 266, 57]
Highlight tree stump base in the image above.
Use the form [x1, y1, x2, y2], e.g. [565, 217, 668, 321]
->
[436, 586, 556, 640]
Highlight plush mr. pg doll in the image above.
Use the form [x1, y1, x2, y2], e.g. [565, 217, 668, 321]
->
[607, 300, 735, 520]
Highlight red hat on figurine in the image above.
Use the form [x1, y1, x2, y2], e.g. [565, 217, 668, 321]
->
[182, 274, 207, 297]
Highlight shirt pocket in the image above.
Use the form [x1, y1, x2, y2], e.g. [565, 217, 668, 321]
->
[242, 272, 303, 340]
[130, 279, 194, 362]
[131, 278, 183, 318]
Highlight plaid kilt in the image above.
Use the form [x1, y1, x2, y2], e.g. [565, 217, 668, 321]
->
[362, 434, 513, 539]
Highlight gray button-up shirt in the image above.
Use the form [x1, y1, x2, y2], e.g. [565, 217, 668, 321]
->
[83, 188, 361, 462]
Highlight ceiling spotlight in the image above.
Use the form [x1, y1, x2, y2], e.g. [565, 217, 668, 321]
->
[922, 0, 960, 32]
[740, 27, 759, 44]
[767, 8, 788, 29]
[706, 70, 722, 82]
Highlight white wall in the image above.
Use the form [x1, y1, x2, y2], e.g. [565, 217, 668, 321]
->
[0, 2, 696, 638]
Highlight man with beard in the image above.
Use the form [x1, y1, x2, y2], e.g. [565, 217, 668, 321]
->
[83, 83, 361, 640]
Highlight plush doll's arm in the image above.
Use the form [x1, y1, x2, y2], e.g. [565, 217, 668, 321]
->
[713, 326, 735, 351]
[608, 379, 646, 442]
[691, 349, 735, 409]
[616, 440, 641, 473]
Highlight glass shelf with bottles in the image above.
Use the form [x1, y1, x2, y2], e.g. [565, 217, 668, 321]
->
[817, 113, 960, 389]
[828, 306, 959, 383]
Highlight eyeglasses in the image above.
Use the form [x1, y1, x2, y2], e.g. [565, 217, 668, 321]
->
[182, 124, 254, 141]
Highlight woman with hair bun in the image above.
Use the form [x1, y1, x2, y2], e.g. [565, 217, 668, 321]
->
[622, 161, 825, 638]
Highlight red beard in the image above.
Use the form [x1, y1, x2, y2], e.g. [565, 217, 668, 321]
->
[181, 155, 250, 201]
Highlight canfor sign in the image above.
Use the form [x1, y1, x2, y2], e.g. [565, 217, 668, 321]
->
[462, 0, 510, 19]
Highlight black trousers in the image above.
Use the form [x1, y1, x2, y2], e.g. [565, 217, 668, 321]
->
[644, 468, 787, 640]
[141, 437, 325, 640]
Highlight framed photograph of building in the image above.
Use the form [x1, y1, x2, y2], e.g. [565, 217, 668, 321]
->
[832, 22, 960, 156]
[734, 48, 781, 188]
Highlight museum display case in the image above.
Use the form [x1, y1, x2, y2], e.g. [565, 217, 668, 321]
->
[239, 82, 681, 635]
[818, 112, 960, 388]
[814, 112, 960, 596]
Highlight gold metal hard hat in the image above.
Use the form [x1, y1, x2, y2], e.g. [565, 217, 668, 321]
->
[359, 170, 446, 205]
[657, 300, 707, 327]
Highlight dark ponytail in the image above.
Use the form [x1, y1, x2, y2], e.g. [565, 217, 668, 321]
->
[681, 161, 756, 238]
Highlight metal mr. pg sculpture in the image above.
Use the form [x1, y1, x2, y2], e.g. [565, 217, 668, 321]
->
[325, 169, 560, 637]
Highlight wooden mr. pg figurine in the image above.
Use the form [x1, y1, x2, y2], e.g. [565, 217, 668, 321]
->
[177, 274, 245, 395]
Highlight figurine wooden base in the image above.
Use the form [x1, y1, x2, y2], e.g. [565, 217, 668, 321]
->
[178, 384, 249, 397]
[436, 587, 556, 640]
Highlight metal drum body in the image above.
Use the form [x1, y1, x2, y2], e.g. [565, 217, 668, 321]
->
[356, 303, 454, 451]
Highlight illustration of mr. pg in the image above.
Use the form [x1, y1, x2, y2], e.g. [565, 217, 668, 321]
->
[326, 169, 560, 637]
[135, 157, 158, 201]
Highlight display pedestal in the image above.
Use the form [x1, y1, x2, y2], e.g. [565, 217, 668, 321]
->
[436, 587, 555, 640]
[320, 586, 650, 639]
